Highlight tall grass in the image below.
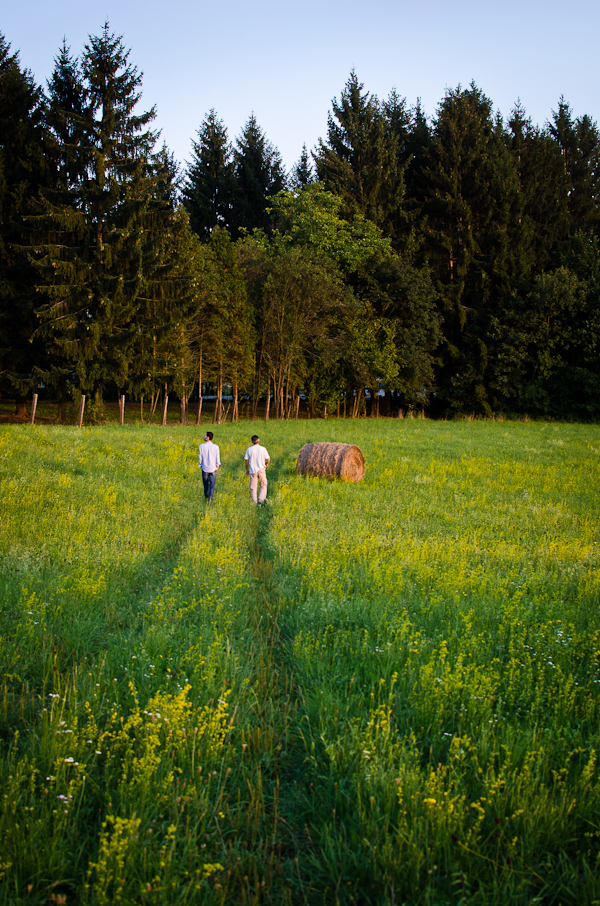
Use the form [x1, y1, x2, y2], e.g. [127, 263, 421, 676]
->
[0, 420, 598, 904]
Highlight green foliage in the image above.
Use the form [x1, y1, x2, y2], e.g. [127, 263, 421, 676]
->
[421, 84, 521, 414]
[3, 36, 600, 420]
[264, 186, 441, 408]
[268, 183, 393, 273]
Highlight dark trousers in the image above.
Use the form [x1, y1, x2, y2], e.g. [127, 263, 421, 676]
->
[202, 471, 216, 501]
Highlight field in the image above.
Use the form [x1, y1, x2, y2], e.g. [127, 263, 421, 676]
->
[0, 419, 599, 905]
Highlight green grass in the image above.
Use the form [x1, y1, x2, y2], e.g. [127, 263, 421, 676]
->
[0, 419, 599, 905]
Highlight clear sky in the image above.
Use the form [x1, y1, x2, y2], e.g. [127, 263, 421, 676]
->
[4, 0, 599, 175]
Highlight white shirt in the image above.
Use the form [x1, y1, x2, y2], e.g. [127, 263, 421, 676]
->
[198, 440, 221, 472]
[244, 444, 270, 475]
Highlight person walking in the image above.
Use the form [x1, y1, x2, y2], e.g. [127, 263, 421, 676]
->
[198, 431, 221, 503]
[244, 435, 270, 505]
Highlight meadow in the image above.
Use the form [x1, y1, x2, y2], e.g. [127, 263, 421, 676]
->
[0, 418, 599, 905]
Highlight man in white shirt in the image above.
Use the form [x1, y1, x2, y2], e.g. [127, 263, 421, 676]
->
[244, 435, 270, 505]
[198, 431, 221, 503]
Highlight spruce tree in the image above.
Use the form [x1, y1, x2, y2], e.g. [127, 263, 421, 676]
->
[315, 72, 406, 239]
[381, 89, 412, 246]
[32, 24, 163, 405]
[422, 83, 521, 414]
[549, 99, 600, 237]
[505, 102, 566, 275]
[45, 40, 87, 196]
[401, 99, 433, 238]
[0, 35, 46, 412]
[182, 109, 234, 238]
[289, 144, 314, 191]
[231, 114, 286, 236]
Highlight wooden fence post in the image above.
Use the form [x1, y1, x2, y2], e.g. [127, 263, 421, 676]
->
[119, 395, 125, 426]
[161, 395, 169, 426]
[77, 395, 86, 428]
[30, 394, 38, 425]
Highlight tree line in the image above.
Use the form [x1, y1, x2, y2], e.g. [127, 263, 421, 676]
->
[1, 25, 599, 421]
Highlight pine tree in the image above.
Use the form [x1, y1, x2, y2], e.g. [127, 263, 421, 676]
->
[401, 99, 433, 238]
[422, 83, 521, 414]
[505, 101, 566, 275]
[289, 144, 314, 191]
[182, 109, 234, 238]
[26, 39, 89, 414]
[315, 71, 405, 238]
[549, 98, 600, 237]
[32, 24, 163, 406]
[231, 114, 286, 236]
[45, 40, 87, 196]
[381, 89, 412, 246]
[0, 34, 46, 412]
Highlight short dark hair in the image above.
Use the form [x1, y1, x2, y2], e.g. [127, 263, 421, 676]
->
[251, 435, 259, 444]
[205, 431, 214, 441]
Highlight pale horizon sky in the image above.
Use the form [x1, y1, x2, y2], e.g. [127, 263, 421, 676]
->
[3, 0, 599, 175]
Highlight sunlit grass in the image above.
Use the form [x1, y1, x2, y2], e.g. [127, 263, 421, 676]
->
[0, 419, 599, 904]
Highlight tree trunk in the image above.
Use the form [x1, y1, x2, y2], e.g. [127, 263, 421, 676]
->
[231, 380, 239, 422]
[214, 371, 224, 425]
[264, 375, 271, 421]
[252, 358, 262, 420]
[196, 354, 203, 426]
[150, 393, 160, 422]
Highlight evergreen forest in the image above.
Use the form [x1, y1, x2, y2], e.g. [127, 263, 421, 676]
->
[2, 25, 600, 422]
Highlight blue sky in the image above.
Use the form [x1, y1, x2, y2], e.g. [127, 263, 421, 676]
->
[4, 0, 599, 174]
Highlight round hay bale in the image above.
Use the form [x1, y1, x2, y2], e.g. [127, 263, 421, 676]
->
[295, 442, 365, 482]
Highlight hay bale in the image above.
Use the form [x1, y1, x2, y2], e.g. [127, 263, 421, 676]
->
[295, 442, 365, 482]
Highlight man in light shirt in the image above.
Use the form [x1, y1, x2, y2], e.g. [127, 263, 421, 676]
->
[244, 435, 270, 505]
[198, 431, 221, 503]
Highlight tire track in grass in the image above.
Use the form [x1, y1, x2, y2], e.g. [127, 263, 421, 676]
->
[243, 481, 336, 905]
